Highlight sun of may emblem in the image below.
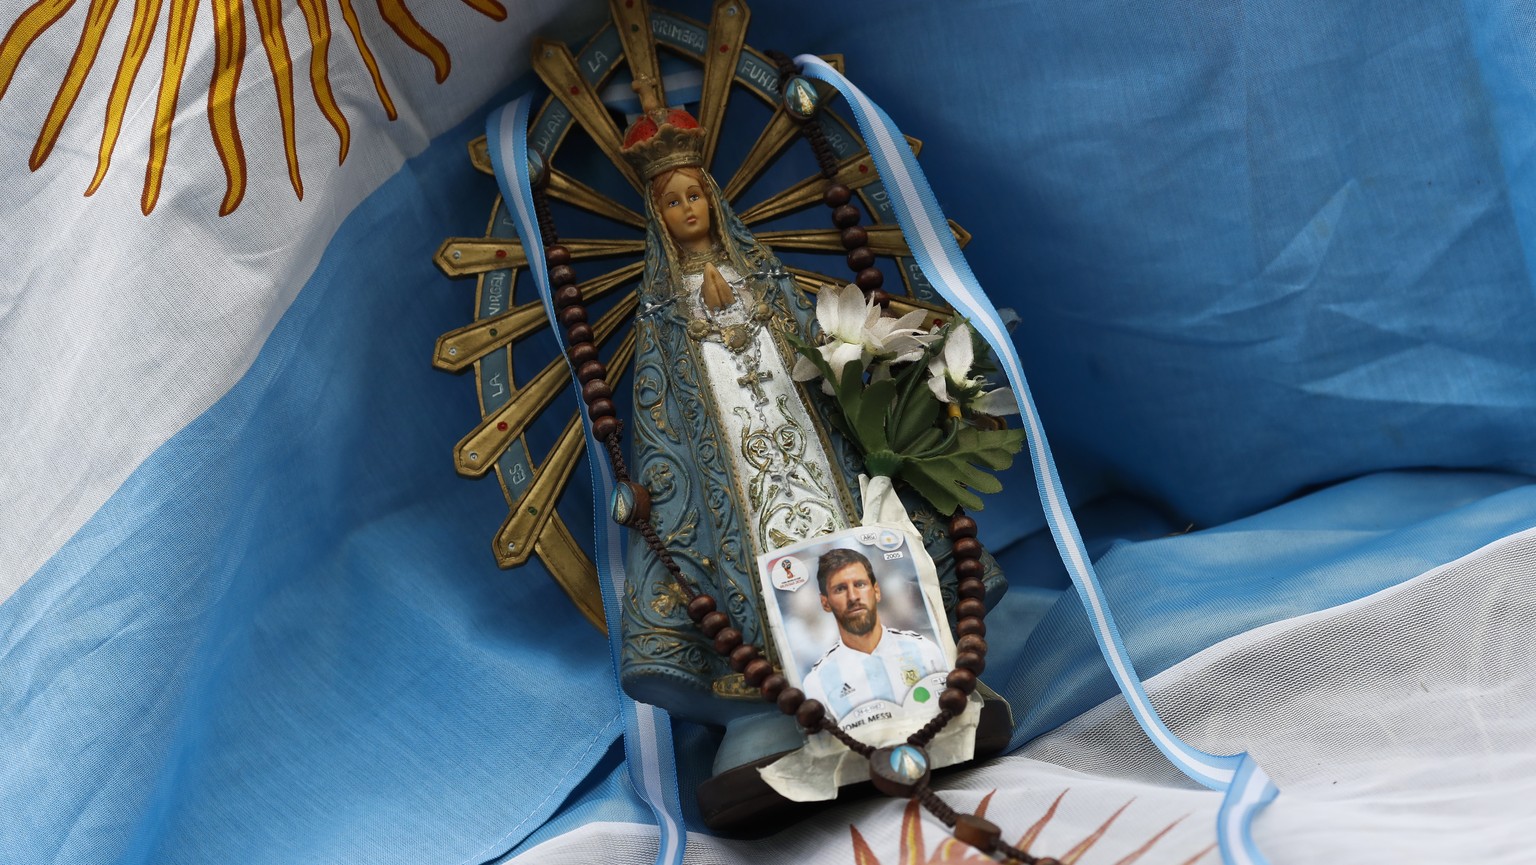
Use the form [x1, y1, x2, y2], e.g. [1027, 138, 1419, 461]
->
[0, 0, 505, 216]
[849, 791, 1214, 865]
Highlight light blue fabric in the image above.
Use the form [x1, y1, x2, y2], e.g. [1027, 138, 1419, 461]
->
[736, 0, 1536, 532]
[6, 0, 1536, 862]
[1002, 471, 1536, 750]
[495, 741, 658, 862]
[0, 92, 622, 865]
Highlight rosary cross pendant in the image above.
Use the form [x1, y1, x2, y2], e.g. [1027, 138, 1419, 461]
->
[738, 369, 773, 405]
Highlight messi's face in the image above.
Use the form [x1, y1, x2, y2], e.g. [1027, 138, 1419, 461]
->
[821, 562, 880, 637]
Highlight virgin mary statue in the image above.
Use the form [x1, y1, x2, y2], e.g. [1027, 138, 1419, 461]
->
[615, 94, 1002, 742]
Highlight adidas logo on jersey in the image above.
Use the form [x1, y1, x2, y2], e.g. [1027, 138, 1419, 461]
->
[838, 682, 856, 698]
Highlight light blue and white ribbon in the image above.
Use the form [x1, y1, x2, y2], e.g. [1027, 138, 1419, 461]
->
[488, 93, 687, 865]
[794, 55, 1279, 865]
[1219, 756, 1281, 865]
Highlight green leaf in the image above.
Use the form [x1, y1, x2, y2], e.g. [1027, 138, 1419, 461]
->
[913, 451, 1000, 492]
[891, 422, 1027, 513]
[851, 377, 896, 451]
[959, 464, 1004, 495]
[804, 356, 876, 453]
[889, 389, 942, 453]
[833, 357, 865, 405]
[788, 342, 858, 441]
[904, 426, 944, 455]
[900, 460, 982, 515]
[952, 427, 1027, 470]
[886, 336, 948, 452]
[865, 449, 905, 478]
[890, 341, 939, 391]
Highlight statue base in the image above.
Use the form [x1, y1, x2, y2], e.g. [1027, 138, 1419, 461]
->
[697, 690, 1015, 833]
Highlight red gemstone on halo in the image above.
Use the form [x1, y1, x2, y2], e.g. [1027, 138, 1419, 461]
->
[568, 85, 580, 95]
[497, 421, 508, 431]
[495, 249, 507, 258]
[719, 44, 729, 53]
[859, 164, 869, 173]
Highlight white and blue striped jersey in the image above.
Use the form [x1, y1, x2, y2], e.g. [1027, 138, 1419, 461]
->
[801, 628, 948, 729]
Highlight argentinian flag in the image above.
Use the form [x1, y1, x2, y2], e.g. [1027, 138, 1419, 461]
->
[5, 2, 1536, 865]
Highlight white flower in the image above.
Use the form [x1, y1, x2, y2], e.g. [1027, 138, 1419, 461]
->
[926, 322, 1018, 415]
[792, 285, 935, 392]
[926, 321, 981, 402]
[863, 306, 934, 363]
[790, 353, 822, 384]
[817, 283, 872, 350]
[970, 386, 1019, 416]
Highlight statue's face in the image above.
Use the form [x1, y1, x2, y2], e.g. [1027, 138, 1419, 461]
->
[821, 562, 880, 637]
[656, 171, 711, 249]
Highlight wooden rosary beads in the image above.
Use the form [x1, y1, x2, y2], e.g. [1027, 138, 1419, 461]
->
[770, 45, 893, 313]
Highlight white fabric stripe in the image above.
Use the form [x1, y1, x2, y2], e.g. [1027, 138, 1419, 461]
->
[1028, 519, 1536, 863]
[635, 704, 682, 864]
[506, 821, 662, 862]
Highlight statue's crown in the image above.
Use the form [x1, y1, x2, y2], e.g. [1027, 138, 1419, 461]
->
[621, 107, 705, 181]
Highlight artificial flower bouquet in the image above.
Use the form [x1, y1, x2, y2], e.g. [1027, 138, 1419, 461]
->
[789, 285, 1027, 515]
